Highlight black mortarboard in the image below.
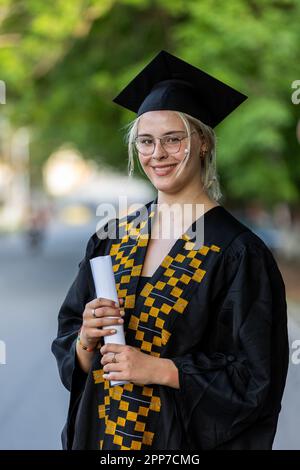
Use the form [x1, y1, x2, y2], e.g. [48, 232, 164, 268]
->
[112, 50, 247, 128]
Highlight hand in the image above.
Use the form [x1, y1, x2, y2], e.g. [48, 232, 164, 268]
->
[80, 297, 125, 349]
[100, 343, 161, 386]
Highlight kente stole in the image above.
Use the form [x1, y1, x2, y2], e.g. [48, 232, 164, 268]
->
[92, 204, 221, 450]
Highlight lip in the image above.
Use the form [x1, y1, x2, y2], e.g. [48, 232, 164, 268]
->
[151, 163, 178, 176]
[151, 164, 177, 168]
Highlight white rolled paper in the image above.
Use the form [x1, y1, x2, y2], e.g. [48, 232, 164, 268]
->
[90, 255, 128, 386]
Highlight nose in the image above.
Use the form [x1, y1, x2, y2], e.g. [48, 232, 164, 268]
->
[151, 139, 167, 160]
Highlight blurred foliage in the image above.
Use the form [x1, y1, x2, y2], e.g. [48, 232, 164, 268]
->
[0, 0, 299, 205]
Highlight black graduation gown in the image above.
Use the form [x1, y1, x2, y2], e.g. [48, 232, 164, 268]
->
[51, 199, 289, 450]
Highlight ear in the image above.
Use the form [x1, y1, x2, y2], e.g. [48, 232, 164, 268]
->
[201, 143, 208, 154]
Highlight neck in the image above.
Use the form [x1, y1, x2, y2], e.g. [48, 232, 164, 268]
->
[156, 185, 217, 211]
[152, 185, 220, 240]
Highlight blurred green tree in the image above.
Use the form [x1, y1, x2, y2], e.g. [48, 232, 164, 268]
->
[0, 0, 299, 205]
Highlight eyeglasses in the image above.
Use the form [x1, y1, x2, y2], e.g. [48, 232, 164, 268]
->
[134, 131, 196, 156]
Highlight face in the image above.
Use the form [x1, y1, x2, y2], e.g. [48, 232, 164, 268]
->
[136, 110, 205, 194]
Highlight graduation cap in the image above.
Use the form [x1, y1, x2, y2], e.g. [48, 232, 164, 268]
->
[112, 50, 247, 128]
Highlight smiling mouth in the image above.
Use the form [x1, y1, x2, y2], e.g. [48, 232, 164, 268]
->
[151, 164, 178, 175]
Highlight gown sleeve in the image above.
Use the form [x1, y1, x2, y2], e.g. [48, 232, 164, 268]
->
[51, 233, 100, 392]
[170, 235, 289, 450]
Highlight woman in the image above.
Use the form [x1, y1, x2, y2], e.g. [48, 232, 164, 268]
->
[52, 51, 289, 450]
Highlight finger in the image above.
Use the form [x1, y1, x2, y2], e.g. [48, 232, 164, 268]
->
[103, 362, 124, 373]
[88, 297, 118, 310]
[100, 343, 128, 355]
[103, 371, 126, 381]
[101, 352, 120, 366]
[87, 327, 118, 339]
[91, 306, 125, 319]
[88, 317, 124, 328]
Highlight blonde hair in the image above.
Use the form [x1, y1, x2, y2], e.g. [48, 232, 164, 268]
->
[122, 111, 222, 201]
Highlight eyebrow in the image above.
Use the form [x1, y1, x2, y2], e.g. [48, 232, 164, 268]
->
[137, 130, 186, 137]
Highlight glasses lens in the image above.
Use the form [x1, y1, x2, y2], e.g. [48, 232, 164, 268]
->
[162, 135, 182, 153]
[135, 138, 154, 155]
[134, 134, 186, 155]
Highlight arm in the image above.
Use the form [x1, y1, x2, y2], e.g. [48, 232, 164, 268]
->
[99, 342, 180, 388]
[169, 240, 289, 449]
[75, 339, 97, 374]
[51, 233, 98, 390]
[153, 358, 179, 389]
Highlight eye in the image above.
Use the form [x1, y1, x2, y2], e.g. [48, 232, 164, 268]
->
[165, 136, 181, 143]
[140, 138, 153, 145]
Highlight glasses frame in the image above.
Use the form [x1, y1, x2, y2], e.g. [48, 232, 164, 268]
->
[134, 130, 197, 156]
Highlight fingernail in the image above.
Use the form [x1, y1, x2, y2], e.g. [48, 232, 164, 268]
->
[110, 329, 116, 334]
[118, 318, 124, 323]
[120, 310, 125, 316]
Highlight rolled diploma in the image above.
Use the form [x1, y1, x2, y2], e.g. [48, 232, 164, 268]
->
[90, 255, 128, 386]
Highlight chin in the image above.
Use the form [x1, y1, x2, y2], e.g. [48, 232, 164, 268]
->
[148, 172, 185, 192]
[151, 180, 180, 193]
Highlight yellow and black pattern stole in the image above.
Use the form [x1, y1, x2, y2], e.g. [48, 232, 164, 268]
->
[92, 202, 221, 450]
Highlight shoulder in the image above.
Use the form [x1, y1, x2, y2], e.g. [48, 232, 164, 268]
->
[207, 210, 286, 305]
[212, 206, 273, 258]
[82, 217, 120, 261]
[226, 230, 272, 261]
[220, 222, 285, 294]
[210, 206, 282, 281]
[82, 201, 148, 260]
